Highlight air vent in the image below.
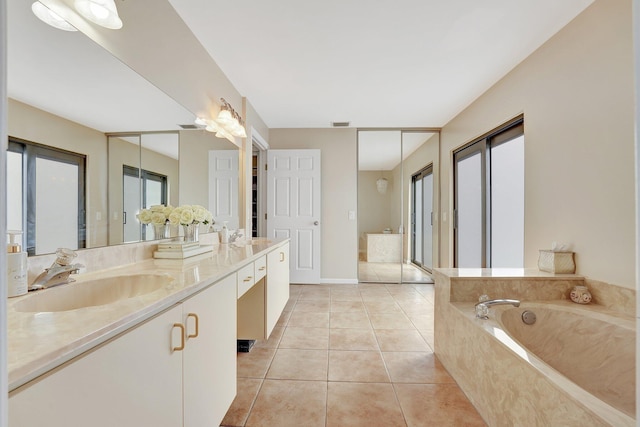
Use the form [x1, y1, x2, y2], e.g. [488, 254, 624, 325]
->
[179, 124, 200, 129]
[331, 121, 350, 127]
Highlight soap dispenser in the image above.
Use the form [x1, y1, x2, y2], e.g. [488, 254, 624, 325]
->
[6, 230, 28, 297]
[221, 222, 229, 244]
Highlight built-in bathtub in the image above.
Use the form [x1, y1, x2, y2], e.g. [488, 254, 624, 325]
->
[433, 269, 636, 427]
[498, 302, 634, 419]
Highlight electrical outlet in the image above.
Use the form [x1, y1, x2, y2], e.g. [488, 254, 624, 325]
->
[348, 210, 356, 220]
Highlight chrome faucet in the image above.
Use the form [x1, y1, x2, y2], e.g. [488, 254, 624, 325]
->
[229, 230, 243, 243]
[475, 298, 520, 319]
[29, 248, 84, 291]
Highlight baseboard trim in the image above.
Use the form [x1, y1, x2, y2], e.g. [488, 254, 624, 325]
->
[320, 278, 359, 285]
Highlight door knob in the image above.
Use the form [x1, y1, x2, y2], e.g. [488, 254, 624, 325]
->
[314, 221, 319, 226]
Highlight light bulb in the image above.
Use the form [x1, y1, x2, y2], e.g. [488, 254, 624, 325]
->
[32, 2, 78, 32]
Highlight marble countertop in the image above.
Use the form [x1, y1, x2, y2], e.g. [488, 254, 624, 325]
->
[434, 267, 583, 279]
[7, 238, 288, 392]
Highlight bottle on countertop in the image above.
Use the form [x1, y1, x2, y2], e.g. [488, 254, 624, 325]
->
[7, 230, 28, 297]
[220, 222, 229, 244]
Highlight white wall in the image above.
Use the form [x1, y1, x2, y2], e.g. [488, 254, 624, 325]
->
[440, 0, 635, 289]
[269, 128, 358, 282]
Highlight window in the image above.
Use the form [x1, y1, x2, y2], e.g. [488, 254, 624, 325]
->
[411, 164, 434, 271]
[123, 165, 168, 242]
[453, 118, 524, 268]
[8, 138, 86, 255]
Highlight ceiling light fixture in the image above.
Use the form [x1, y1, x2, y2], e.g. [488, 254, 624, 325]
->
[74, 0, 123, 29]
[31, 1, 78, 32]
[216, 98, 247, 138]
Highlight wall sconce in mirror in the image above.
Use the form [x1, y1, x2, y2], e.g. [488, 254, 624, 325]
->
[31, 1, 78, 31]
[194, 98, 248, 144]
[376, 177, 388, 194]
[32, 0, 123, 31]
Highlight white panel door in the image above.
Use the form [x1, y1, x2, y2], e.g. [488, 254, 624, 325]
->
[267, 150, 321, 284]
[209, 150, 239, 230]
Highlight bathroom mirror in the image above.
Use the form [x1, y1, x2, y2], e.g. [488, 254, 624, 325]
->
[357, 130, 439, 283]
[6, 0, 240, 255]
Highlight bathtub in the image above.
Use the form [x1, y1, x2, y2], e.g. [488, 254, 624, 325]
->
[462, 301, 636, 426]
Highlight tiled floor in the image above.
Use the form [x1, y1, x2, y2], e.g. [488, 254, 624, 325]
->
[221, 283, 486, 427]
[358, 262, 434, 283]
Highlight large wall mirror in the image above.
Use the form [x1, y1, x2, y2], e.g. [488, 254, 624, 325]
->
[6, 0, 239, 255]
[357, 130, 440, 284]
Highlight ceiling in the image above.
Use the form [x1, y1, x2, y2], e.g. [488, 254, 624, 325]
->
[7, 0, 595, 138]
[168, 0, 594, 129]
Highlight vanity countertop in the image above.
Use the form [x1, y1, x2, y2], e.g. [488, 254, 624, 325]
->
[7, 238, 289, 392]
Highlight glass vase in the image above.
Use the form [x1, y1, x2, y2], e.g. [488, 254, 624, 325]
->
[152, 223, 169, 240]
[182, 223, 200, 243]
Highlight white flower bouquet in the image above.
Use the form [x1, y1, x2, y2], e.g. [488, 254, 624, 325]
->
[137, 204, 174, 225]
[138, 204, 213, 226]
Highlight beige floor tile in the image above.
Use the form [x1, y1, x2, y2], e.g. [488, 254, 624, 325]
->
[283, 298, 297, 312]
[328, 350, 390, 382]
[330, 300, 366, 312]
[374, 329, 430, 352]
[279, 327, 329, 350]
[407, 314, 434, 330]
[369, 312, 415, 329]
[266, 348, 329, 380]
[237, 347, 276, 379]
[326, 382, 405, 427]
[245, 379, 327, 427]
[394, 383, 486, 426]
[329, 328, 379, 351]
[364, 300, 403, 313]
[254, 325, 285, 349]
[221, 377, 263, 427]
[293, 299, 330, 312]
[275, 310, 292, 327]
[287, 311, 330, 328]
[382, 352, 455, 384]
[331, 292, 363, 302]
[330, 311, 371, 329]
[418, 328, 435, 351]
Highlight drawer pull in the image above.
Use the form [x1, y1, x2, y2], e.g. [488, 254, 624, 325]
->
[187, 313, 199, 339]
[243, 276, 253, 282]
[172, 323, 185, 352]
[280, 252, 285, 262]
[258, 266, 266, 271]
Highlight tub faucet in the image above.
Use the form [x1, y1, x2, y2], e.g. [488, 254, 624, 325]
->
[475, 299, 520, 319]
[29, 248, 84, 291]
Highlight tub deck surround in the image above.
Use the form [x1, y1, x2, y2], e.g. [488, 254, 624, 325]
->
[7, 238, 289, 392]
[434, 268, 636, 427]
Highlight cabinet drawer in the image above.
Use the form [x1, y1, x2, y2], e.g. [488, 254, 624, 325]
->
[254, 256, 267, 282]
[237, 263, 255, 299]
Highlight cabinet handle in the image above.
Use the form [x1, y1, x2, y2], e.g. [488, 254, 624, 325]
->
[172, 323, 185, 352]
[187, 313, 199, 339]
[280, 252, 285, 262]
[243, 276, 253, 282]
[258, 266, 266, 271]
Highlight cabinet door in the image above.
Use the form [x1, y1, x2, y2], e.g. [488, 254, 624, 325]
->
[9, 305, 184, 427]
[183, 274, 237, 427]
[266, 243, 290, 337]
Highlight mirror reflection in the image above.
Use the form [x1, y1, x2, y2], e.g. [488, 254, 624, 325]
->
[357, 130, 439, 284]
[6, 0, 239, 255]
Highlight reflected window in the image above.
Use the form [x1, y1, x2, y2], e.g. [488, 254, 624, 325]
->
[453, 118, 524, 268]
[8, 138, 86, 255]
[122, 165, 167, 241]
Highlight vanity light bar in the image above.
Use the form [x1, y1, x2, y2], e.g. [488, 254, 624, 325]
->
[31, 0, 123, 31]
[195, 98, 248, 142]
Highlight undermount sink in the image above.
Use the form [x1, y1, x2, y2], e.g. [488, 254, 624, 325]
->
[14, 274, 174, 313]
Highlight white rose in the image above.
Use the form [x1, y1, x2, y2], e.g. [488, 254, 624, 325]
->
[180, 208, 195, 225]
[193, 207, 207, 223]
[137, 209, 152, 224]
[163, 205, 174, 217]
[150, 204, 165, 212]
[151, 212, 166, 225]
[168, 208, 183, 225]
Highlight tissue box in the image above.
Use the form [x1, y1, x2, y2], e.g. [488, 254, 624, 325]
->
[538, 250, 575, 274]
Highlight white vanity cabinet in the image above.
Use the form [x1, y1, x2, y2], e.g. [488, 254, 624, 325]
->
[8, 274, 237, 427]
[266, 243, 290, 337]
